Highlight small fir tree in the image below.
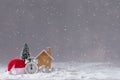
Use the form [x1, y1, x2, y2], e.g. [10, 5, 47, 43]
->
[21, 43, 30, 60]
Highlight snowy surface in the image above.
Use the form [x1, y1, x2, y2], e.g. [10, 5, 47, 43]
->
[0, 62, 120, 80]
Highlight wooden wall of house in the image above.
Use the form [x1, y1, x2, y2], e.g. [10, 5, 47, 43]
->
[36, 50, 52, 69]
[46, 47, 52, 69]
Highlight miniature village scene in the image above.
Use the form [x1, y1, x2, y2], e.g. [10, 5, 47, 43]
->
[7, 43, 54, 75]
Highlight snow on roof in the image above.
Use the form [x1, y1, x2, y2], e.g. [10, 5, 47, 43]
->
[35, 50, 54, 60]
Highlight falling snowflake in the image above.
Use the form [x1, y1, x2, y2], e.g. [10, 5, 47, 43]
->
[64, 25, 67, 31]
[116, 16, 120, 19]
[93, 13, 96, 17]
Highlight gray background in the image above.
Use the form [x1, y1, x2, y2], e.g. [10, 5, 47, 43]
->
[0, 0, 120, 65]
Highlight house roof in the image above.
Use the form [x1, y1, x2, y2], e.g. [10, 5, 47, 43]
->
[35, 50, 54, 60]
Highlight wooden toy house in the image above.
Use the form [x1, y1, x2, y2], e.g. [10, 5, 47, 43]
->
[35, 47, 54, 69]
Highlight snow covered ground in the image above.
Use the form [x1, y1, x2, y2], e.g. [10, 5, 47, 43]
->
[0, 62, 120, 80]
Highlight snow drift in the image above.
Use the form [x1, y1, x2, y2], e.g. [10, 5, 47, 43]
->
[0, 62, 120, 80]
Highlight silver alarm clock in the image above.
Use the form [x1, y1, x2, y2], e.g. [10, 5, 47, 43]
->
[25, 57, 38, 74]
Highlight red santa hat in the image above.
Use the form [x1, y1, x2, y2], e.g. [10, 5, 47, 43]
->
[8, 58, 26, 72]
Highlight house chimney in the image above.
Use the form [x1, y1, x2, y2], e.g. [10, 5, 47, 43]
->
[46, 47, 51, 55]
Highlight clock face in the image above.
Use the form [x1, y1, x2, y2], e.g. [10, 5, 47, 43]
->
[25, 62, 38, 74]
